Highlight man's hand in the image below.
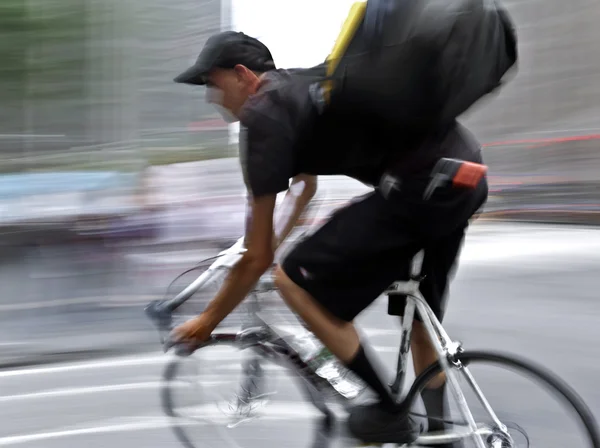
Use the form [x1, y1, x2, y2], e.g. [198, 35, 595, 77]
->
[170, 313, 212, 348]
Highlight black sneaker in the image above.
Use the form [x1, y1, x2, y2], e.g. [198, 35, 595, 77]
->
[347, 402, 421, 444]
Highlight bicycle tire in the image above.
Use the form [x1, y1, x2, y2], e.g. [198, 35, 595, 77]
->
[161, 334, 356, 448]
[407, 350, 600, 448]
[161, 334, 244, 448]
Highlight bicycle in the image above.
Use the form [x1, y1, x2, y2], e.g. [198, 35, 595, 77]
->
[146, 232, 600, 448]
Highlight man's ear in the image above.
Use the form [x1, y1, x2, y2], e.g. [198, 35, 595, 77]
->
[233, 64, 252, 80]
[234, 64, 261, 90]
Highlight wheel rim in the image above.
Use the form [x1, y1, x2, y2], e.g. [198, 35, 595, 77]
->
[407, 350, 600, 448]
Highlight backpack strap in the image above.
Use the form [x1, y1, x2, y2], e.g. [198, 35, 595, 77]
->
[322, 1, 367, 103]
[363, 0, 391, 49]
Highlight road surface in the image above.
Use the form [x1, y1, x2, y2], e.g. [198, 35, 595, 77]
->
[2, 222, 600, 446]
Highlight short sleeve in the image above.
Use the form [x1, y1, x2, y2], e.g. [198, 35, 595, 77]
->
[242, 117, 295, 198]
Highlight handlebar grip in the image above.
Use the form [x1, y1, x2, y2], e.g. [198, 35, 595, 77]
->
[163, 333, 218, 356]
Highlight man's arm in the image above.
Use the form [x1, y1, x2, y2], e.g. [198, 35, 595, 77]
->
[272, 174, 317, 250]
[243, 174, 317, 250]
[174, 177, 314, 342]
[173, 114, 295, 343]
[199, 194, 277, 332]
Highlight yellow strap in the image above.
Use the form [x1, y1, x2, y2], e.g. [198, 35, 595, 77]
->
[322, 1, 367, 103]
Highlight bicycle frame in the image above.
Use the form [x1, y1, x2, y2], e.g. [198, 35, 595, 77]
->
[164, 236, 246, 312]
[159, 237, 513, 447]
[388, 254, 512, 447]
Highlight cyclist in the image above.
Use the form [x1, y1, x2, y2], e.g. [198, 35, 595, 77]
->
[171, 30, 487, 446]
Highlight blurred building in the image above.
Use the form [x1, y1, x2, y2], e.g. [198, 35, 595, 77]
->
[462, 0, 600, 182]
[0, 0, 230, 169]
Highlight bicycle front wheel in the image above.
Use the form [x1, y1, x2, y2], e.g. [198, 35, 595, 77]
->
[160, 336, 336, 448]
[413, 350, 600, 448]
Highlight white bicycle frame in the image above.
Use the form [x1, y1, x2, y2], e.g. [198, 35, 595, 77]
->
[163, 236, 512, 447]
[387, 253, 510, 447]
[165, 236, 247, 311]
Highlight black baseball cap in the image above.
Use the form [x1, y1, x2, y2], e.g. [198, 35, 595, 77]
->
[174, 31, 276, 86]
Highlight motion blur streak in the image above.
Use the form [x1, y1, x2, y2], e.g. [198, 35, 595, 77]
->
[1, 0, 600, 447]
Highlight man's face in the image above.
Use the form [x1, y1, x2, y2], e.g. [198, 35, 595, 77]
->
[205, 66, 260, 121]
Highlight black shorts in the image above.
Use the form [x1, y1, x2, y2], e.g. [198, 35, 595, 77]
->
[281, 174, 488, 323]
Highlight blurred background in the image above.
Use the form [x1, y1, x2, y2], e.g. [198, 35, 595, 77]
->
[2, 0, 600, 446]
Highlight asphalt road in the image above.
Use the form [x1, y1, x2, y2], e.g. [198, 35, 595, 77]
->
[2, 222, 600, 447]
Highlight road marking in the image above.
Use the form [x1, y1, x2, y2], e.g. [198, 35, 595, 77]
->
[1, 382, 170, 402]
[0, 342, 400, 381]
[0, 405, 345, 445]
[0, 354, 168, 378]
[0, 296, 156, 312]
[0, 347, 268, 378]
[1, 366, 322, 401]
[0, 380, 241, 403]
[0, 418, 192, 446]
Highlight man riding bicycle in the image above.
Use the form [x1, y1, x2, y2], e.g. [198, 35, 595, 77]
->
[171, 30, 488, 446]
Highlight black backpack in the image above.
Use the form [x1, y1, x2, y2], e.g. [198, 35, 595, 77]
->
[303, 0, 518, 132]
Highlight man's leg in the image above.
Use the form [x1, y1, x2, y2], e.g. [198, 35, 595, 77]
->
[410, 226, 469, 447]
[275, 267, 400, 412]
[275, 267, 360, 362]
[275, 192, 423, 444]
[412, 320, 448, 431]
[275, 267, 423, 446]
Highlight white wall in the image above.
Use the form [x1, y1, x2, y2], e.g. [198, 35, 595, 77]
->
[227, 0, 360, 143]
[231, 0, 359, 68]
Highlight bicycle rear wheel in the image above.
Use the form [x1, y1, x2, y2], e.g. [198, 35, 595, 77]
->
[411, 350, 600, 447]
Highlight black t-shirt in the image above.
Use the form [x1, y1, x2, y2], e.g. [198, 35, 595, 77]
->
[238, 70, 482, 198]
